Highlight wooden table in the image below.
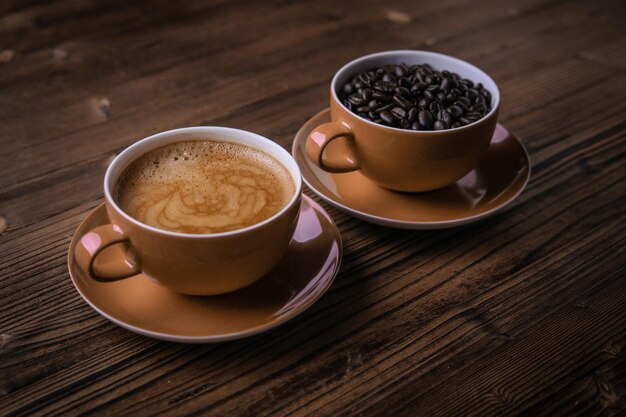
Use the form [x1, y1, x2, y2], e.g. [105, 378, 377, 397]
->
[1, 0, 625, 415]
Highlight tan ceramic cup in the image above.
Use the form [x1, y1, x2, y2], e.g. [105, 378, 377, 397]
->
[306, 50, 500, 192]
[75, 127, 302, 296]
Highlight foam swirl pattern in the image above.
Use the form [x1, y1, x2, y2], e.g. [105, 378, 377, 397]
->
[115, 141, 294, 234]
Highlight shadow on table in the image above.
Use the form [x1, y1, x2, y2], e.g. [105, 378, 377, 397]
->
[150, 211, 520, 405]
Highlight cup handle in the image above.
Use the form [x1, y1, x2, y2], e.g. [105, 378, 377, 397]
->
[306, 121, 360, 173]
[74, 224, 141, 281]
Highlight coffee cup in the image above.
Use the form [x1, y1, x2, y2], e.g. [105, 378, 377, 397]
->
[306, 50, 500, 192]
[74, 127, 302, 296]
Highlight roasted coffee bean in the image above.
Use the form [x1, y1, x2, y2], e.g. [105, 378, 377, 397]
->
[480, 87, 491, 102]
[418, 98, 430, 109]
[391, 107, 407, 120]
[455, 101, 469, 113]
[462, 78, 474, 88]
[440, 77, 452, 92]
[372, 91, 391, 102]
[395, 86, 411, 97]
[445, 92, 457, 104]
[474, 95, 487, 106]
[412, 82, 428, 92]
[373, 81, 396, 93]
[433, 120, 449, 130]
[379, 111, 396, 125]
[430, 101, 443, 113]
[459, 117, 472, 126]
[338, 62, 492, 130]
[437, 109, 452, 125]
[470, 103, 487, 113]
[456, 96, 471, 107]
[448, 105, 464, 118]
[375, 103, 394, 113]
[358, 73, 373, 86]
[399, 77, 411, 88]
[348, 96, 364, 106]
[394, 65, 407, 77]
[418, 110, 433, 129]
[393, 94, 413, 109]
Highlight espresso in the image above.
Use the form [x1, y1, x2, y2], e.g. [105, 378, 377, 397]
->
[114, 141, 295, 234]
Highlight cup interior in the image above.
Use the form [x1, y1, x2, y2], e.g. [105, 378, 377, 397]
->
[104, 127, 302, 237]
[331, 50, 500, 131]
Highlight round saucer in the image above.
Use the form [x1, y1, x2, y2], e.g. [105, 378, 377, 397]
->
[292, 109, 530, 229]
[67, 195, 342, 343]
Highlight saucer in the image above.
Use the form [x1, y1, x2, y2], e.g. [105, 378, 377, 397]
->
[67, 195, 342, 343]
[292, 109, 530, 229]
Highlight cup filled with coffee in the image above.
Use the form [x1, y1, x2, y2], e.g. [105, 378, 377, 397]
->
[75, 127, 302, 295]
[306, 50, 500, 192]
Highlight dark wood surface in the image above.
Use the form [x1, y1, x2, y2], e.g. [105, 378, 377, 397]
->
[1, 0, 625, 416]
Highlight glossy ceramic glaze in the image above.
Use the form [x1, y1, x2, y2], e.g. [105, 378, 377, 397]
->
[306, 50, 500, 192]
[74, 127, 303, 295]
[296, 109, 530, 229]
[68, 196, 341, 342]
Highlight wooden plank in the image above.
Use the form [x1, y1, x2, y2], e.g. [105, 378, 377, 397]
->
[2, 93, 624, 416]
[3, 0, 609, 182]
[0, 0, 625, 415]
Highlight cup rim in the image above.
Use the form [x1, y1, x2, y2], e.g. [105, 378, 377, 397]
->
[330, 50, 501, 134]
[103, 126, 302, 239]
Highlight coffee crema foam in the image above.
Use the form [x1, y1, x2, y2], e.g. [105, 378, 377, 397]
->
[114, 141, 295, 234]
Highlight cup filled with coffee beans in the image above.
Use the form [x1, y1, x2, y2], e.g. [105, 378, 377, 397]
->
[75, 127, 302, 295]
[306, 50, 500, 192]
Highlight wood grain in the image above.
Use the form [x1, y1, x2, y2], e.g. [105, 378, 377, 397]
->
[1, 0, 625, 416]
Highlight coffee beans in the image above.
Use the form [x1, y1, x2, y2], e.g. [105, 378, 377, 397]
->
[339, 63, 492, 130]
[379, 111, 395, 125]
[418, 110, 433, 130]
